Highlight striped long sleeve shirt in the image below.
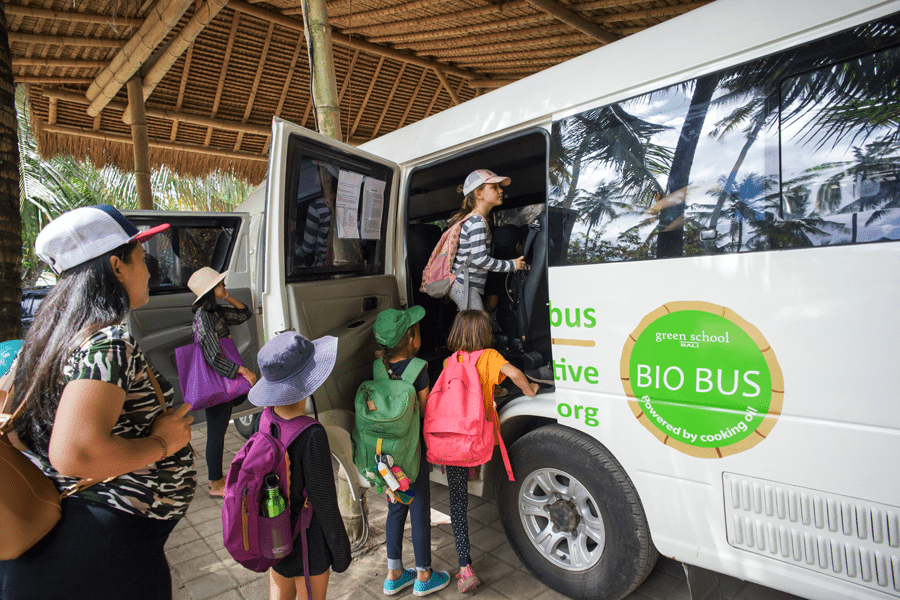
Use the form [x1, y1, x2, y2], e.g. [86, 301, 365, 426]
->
[452, 213, 516, 294]
[195, 305, 253, 378]
[296, 198, 331, 267]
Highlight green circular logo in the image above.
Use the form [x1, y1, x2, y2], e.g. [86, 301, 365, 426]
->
[621, 302, 783, 458]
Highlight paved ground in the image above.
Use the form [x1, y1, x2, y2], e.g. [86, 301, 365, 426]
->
[169, 423, 804, 600]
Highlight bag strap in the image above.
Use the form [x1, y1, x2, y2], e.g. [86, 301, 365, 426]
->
[491, 406, 514, 482]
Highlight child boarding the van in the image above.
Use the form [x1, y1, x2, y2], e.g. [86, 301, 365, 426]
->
[245, 332, 351, 600]
[372, 307, 451, 596]
[425, 310, 539, 592]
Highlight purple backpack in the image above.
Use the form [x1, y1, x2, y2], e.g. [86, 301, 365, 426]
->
[222, 407, 317, 597]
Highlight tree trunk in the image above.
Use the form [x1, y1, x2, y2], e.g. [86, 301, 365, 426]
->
[657, 74, 717, 258]
[0, 3, 23, 341]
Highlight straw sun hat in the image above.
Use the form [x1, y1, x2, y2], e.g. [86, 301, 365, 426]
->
[188, 267, 228, 304]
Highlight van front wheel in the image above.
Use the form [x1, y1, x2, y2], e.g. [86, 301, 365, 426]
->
[497, 425, 657, 600]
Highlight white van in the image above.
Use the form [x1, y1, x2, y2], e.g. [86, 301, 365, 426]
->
[126, 0, 900, 598]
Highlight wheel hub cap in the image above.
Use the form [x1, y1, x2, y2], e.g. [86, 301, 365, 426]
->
[548, 498, 579, 533]
[518, 467, 606, 571]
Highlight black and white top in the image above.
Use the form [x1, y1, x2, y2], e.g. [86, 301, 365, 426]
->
[452, 213, 517, 294]
[25, 325, 196, 520]
[296, 198, 332, 267]
[194, 305, 253, 378]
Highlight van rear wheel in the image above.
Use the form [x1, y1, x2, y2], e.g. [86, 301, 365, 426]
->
[497, 425, 657, 600]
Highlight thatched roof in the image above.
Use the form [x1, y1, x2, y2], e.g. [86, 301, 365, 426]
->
[8, 0, 710, 184]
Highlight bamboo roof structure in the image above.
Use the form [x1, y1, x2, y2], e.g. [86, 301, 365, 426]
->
[8, 0, 711, 184]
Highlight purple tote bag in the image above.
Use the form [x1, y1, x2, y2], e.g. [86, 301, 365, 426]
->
[175, 321, 252, 411]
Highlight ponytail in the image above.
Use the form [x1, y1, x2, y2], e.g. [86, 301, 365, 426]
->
[449, 183, 480, 226]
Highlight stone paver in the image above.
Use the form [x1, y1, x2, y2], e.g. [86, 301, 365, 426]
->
[169, 422, 805, 600]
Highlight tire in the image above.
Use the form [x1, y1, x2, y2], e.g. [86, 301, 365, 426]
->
[496, 425, 658, 600]
[232, 413, 259, 439]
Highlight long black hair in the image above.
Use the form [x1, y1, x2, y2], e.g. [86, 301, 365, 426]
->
[192, 286, 220, 315]
[12, 241, 138, 456]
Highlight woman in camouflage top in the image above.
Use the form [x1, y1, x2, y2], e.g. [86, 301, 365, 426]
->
[0, 205, 196, 600]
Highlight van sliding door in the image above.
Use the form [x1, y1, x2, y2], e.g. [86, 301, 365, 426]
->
[264, 119, 401, 477]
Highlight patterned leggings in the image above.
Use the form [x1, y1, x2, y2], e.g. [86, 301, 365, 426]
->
[445, 465, 472, 567]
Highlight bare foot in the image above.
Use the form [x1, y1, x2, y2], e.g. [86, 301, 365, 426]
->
[209, 478, 226, 497]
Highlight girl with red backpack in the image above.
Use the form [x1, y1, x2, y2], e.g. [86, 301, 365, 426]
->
[429, 310, 538, 592]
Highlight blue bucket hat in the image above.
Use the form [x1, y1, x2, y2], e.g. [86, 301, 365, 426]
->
[249, 332, 338, 407]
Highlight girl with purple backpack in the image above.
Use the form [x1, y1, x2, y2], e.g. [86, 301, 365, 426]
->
[248, 332, 351, 600]
[438, 310, 538, 592]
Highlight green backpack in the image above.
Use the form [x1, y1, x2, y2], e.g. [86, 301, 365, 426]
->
[352, 358, 426, 496]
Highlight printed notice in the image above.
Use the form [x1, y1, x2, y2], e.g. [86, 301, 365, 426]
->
[361, 178, 386, 240]
[336, 170, 364, 239]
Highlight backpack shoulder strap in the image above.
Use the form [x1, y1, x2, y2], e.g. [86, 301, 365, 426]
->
[400, 357, 427, 384]
[373, 359, 390, 380]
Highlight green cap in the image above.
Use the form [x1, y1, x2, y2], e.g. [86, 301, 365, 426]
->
[373, 306, 425, 348]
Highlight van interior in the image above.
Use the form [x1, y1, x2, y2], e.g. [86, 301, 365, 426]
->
[404, 129, 558, 402]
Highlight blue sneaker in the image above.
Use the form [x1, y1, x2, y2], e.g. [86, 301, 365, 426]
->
[384, 569, 416, 595]
[413, 570, 450, 596]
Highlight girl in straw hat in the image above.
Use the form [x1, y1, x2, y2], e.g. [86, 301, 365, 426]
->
[188, 266, 257, 496]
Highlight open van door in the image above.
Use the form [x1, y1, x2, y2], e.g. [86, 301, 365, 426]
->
[123, 210, 260, 434]
[264, 118, 401, 504]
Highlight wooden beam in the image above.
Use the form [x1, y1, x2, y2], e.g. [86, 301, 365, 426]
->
[12, 58, 109, 69]
[8, 33, 127, 48]
[41, 123, 269, 162]
[86, 0, 195, 116]
[435, 43, 599, 63]
[350, 56, 384, 138]
[226, 0, 477, 80]
[234, 21, 274, 151]
[3, 5, 143, 28]
[170, 44, 194, 141]
[140, 0, 231, 103]
[397, 25, 575, 53]
[14, 76, 95, 84]
[522, 0, 617, 42]
[262, 37, 305, 153]
[41, 89, 270, 136]
[206, 10, 241, 146]
[127, 76, 153, 208]
[368, 13, 550, 44]
[432, 68, 459, 105]
[372, 63, 405, 138]
[49, 98, 58, 124]
[398, 68, 428, 128]
[468, 79, 517, 88]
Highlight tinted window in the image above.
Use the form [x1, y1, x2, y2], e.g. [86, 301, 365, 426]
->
[549, 16, 900, 266]
[138, 217, 242, 293]
[284, 135, 392, 280]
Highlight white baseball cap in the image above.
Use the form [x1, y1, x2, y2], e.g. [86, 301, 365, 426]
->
[463, 169, 511, 196]
[35, 204, 169, 274]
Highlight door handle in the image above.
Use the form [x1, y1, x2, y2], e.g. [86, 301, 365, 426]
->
[363, 296, 377, 311]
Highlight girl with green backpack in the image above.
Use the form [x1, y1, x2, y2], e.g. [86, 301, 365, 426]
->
[372, 307, 450, 596]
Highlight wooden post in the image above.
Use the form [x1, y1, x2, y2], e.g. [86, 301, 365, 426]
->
[127, 76, 153, 209]
[300, 0, 342, 141]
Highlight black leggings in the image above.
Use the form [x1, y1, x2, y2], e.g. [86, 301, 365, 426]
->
[446, 465, 472, 567]
[0, 497, 179, 600]
[204, 397, 237, 481]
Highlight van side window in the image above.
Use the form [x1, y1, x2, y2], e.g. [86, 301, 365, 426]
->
[284, 137, 390, 280]
[779, 45, 900, 244]
[141, 219, 241, 293]
[549, 18, 900, 266]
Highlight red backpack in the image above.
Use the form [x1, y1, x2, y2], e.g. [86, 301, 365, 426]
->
[419, 219, 469, 298]
[423, 350, 514, 481]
